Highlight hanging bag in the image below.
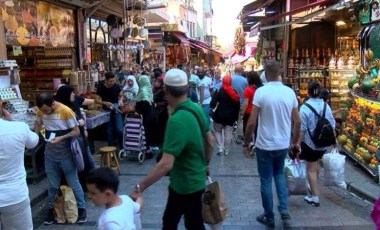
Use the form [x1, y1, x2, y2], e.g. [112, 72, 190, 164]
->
[284, 159, 307, 196]
[202, 177, 228, 226]
[71, 136, 85, 172]
[322, 148, 347, 189]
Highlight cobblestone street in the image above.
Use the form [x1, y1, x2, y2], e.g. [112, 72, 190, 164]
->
[31, 141, 375, 230]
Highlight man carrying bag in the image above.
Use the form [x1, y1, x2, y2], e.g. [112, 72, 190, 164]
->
[130, 69, 214, 230]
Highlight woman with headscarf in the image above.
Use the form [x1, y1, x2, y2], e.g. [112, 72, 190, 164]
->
[153, 77, 168, 147]
[210, 75, 240, 156]
[54, 85, 95, 190]
[136, 75, 157, 157]
[122, 75, 139, 103]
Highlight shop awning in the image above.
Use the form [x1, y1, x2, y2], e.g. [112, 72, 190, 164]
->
[143, 9, 170, 24]
[171, 32, 189, 44]
[240, 0, 276, 19]
[260, 0, 339, 26]
[190, 43, 208, 53]
[260, 2, 340, 31]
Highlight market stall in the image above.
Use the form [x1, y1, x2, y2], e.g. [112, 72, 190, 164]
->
[337, 3, 380, 180]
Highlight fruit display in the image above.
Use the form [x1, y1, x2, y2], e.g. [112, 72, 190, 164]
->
[348, 49, 380, 98]
[329, 69, 355, 111]
[340, 93, 380, 175]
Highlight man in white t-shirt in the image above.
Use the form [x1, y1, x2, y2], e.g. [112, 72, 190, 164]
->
[243, 60, 301, 228]
[0, 105, 39, 230]
[87, 167, 143, 230]
[198, 67, 213, 118]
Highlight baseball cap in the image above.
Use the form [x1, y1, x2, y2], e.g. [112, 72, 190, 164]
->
[164, 69, 188, 87]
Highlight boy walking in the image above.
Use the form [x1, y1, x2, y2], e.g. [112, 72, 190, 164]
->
[87, 167, 143, 230]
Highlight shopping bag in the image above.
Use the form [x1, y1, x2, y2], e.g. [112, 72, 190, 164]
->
[202, 177, 228, 225]
[284, 159, 307, 196]
[322, 148, 347, 189]
[53, 190, 66, 223]
[60, 185, 78, 223]
[371, 197, 380, 229]
[71, 137, 85, 172]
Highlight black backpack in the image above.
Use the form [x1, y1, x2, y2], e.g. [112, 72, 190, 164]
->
[304, 103, 336, 147]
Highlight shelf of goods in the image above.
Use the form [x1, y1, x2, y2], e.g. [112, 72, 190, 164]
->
[297, 69, 328, 101]
[6, 46, 76, 103]
[329, 69, 355, 111]
[339, 91, 380, 178]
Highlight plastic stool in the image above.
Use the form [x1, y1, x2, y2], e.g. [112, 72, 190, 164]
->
[99, 146, 121, 174]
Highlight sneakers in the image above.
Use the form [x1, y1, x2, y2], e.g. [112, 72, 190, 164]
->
[256, 214, 275, 228]
[281, 212, 292, 227]
[44, 208, 55, 225]
[304, 196, 320, 207]
[224, 150, 229, 156]
[77, 208, 87, 224]
[217, 150, 223, 155]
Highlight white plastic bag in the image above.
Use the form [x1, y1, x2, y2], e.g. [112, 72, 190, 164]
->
[284, 159, 307, 196]
[322, 148, 347, 189]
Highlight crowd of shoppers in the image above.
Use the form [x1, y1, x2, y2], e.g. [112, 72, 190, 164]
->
[0, 59, 343, 229]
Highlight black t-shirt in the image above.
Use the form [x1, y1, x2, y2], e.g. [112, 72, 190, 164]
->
[96, 83, 121, 110]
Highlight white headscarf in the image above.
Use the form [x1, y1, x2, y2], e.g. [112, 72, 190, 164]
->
[123, 75, 139, 94]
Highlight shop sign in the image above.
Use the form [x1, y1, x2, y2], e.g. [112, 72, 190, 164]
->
[1, 1, 75, 47]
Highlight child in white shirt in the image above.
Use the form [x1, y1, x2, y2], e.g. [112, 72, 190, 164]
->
[87, 167, 143, 230]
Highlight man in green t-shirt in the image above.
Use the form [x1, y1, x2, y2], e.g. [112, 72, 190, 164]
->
[130, 68, 213, 230]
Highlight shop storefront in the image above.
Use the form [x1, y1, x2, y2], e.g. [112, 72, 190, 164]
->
[162, 24, 191, 69]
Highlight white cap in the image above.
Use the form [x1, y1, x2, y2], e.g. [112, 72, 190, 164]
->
[164, 69, 188, 87]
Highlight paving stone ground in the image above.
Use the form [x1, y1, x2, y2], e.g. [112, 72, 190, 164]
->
[31, 141, 376, 229]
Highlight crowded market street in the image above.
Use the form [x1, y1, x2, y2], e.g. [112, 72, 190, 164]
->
[29, 140, 377, 230]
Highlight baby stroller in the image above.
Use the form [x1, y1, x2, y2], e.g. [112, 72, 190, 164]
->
[118, 112, 146, 164]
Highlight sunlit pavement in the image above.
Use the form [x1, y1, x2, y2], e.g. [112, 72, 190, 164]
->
[31, 140, 375, 229]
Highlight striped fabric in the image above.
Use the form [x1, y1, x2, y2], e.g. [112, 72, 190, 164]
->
[123, 114, 146, 152]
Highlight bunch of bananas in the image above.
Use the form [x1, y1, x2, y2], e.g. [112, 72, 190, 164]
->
[365, 49, 374, 61]
[356, 64, 370, 75]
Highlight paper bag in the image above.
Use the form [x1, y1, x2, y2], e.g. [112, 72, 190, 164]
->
[53, 190, 66, 224]
[60, 185, 78, 223]
[202, 180, 228, 225]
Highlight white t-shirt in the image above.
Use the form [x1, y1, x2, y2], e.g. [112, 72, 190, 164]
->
[0, 119, 39, 207]
[253, 82, 298, 150]
[98, 195, 141, 230]
[200, 76, 213, 105]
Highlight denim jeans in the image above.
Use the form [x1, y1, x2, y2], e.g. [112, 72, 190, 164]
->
[256, 148, 288, 218]
[106, 111, 123, 148]
[45, 156, 86, 209]
[202, 104, 210, 120]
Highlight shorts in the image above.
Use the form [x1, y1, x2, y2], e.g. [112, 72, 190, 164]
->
[299, 142, 325, 162]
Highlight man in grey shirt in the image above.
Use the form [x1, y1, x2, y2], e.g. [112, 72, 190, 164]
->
[231, 65, 248, 143]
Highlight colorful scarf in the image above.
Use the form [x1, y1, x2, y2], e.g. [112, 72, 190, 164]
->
[222, 75, 239, 102]
[136, 75, 154, 103]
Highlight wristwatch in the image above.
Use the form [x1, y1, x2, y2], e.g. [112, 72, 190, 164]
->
[134, 184, 141, 193]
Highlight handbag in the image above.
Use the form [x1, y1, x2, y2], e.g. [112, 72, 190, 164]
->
[202, 177, 228, 225]
[71, 137, 85, 172]
[284, 159, 307, 196]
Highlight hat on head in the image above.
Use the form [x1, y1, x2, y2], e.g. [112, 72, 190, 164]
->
[164, 69, 188, 87]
